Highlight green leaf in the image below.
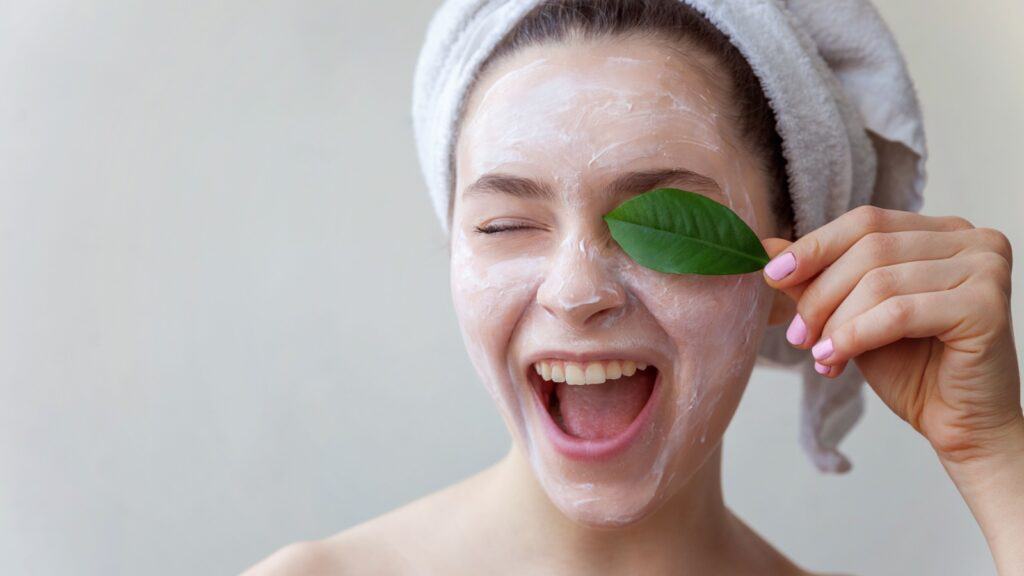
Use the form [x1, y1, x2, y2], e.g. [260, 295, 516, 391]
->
[603, 188, 769, 276]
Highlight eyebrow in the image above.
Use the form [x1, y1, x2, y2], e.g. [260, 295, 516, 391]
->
[463, 168, 722, 202]
[464, 173, 555, 200]
[606, 168, 722, 200]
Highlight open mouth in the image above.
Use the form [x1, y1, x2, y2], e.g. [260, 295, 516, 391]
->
[528, 359, 658, 449]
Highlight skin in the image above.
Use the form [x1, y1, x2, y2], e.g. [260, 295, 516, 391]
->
[763, 208, 1023, 574]
[448, 37, 775, 529]
[243, 35, 1022, 576]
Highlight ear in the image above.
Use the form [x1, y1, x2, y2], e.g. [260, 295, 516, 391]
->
[767, 288, 796, 326]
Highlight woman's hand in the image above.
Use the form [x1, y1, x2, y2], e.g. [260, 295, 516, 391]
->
[762, 205, 1020, 459]
[761, 205, 1024, 574]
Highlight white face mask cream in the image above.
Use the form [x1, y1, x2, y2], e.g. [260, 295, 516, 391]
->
[450, 37, 778, 526]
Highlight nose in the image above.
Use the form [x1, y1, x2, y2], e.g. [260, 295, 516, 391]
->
[536, 238, 627, 328]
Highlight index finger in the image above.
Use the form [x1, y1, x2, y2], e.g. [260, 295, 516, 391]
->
[761, 206, 972, 288]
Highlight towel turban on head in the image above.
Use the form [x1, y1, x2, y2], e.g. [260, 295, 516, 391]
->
[411, 0, 927, 472]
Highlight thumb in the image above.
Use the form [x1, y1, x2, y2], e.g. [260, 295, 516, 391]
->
[762, 237, 793, 259]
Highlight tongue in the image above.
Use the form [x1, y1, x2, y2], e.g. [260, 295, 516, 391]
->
[555, 374, 654, 440]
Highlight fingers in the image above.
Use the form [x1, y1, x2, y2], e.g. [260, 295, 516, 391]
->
[787, 231, 976, 347]
[816, 290, 956, 369]
[814, 359, 847, 378]
[758, 207, 1013, 380]
[757, 206, 1015, 381]
[805, 257, 969, 379]
[762, 206, 973, 288]
[822, 257, 972, 337]
[815, 277, 1011, 369]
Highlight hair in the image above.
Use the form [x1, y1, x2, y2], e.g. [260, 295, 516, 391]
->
[455, 0, 793, 232]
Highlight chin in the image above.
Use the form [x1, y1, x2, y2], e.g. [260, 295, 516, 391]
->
[543, 476, 666, 528]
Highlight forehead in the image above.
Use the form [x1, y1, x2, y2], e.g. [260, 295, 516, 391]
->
[457, 37, 738, 179]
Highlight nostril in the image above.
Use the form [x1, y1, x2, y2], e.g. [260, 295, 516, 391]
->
[540, 283, 626, 327]
[587, 304, 625, 326]
[536, 239, 628, 327]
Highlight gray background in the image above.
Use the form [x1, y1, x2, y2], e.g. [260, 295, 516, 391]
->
[2, 1, 1022, 574]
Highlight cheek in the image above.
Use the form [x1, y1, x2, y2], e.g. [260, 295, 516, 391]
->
[628, 270, 771, 469]
[627, 267, 771, 378]
[449, 238, 547, 378]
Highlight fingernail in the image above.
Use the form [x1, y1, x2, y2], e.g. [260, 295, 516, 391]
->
[812, 338, 834, 361]
[765, 252, 796, 281]
[786, 314, 807, 346]
[814, 361, 831, 375]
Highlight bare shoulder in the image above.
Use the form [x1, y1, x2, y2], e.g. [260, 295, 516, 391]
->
[240, 528, 415, 576]
[241, 469, 493, 576]
[725, 512, 856, 576]
[791, 556, 858, 574]
[240, 539, 347, 576]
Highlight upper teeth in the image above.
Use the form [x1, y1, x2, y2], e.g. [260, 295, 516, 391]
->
[533, 360, 649, 385]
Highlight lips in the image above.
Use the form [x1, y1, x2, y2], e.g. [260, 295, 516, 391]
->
[527, 357, 660, 460]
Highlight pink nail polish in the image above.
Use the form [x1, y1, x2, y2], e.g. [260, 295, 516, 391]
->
[814, 361, 831, 375]
[786, 314, 807, 346]
[764, 252, 796, 281]
[812, 338, 834, 361]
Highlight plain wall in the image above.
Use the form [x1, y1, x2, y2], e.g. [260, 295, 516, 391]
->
[1, 1, 1021, 574]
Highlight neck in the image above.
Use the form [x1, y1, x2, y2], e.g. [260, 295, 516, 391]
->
[483, 444, 744, 575]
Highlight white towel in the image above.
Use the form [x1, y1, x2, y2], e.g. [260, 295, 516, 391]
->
[412, 0, 927, 473]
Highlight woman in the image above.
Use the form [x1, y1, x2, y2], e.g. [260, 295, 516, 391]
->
[245, 1, 1022, 574]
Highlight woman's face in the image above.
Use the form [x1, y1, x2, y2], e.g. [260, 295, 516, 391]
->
[451, 37, 778, 526]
